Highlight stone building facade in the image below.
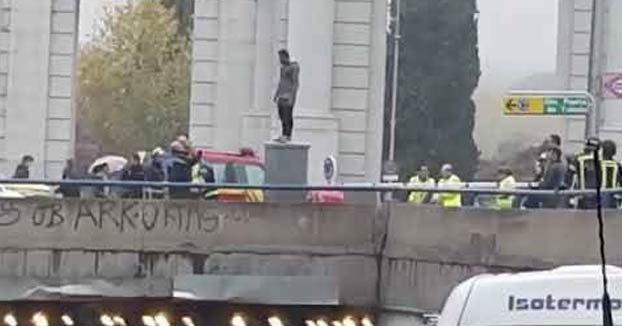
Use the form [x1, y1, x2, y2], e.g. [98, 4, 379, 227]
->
[190, 0, 387, 183]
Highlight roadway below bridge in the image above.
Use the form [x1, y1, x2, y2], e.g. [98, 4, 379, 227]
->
[0, 199, 619, 319]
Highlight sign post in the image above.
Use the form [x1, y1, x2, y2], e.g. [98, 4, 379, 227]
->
[382, 160, 399, 201]
[502, 90, 596, 138]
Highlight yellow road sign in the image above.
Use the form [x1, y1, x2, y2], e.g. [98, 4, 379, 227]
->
[503, 96, 545, 115]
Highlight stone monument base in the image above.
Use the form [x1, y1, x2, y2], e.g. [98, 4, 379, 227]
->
[264, 141, 310, 202]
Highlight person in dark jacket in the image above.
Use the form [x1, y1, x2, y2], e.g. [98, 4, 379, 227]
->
[194, 154, 216, 198]
[90, 163, 110, 198]
[59, 159, 80, 198]
[540, 147, 566, 208]
[145, 148, 166, 182]
[273, 49, 300, 143]
[522, 153, 548, 208]
[577, 139, 622, 209]
[13, 155, 34, 179]
[144, 148, 166, 199]
[168, 141, 196, 199]
[122, 153, 145, 198]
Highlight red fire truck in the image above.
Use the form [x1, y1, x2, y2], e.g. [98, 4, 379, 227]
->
[196, 148, 265, 202]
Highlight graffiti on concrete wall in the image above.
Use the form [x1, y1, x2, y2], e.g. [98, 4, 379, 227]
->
[0, 200, 251, 233]
[0, 199, 374, 252]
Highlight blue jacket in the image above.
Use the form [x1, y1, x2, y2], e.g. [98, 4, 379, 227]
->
[168, 157, 192, 183]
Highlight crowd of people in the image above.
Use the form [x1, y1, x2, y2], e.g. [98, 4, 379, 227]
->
[10, 132, 622, 208]
[407, 134, 622, 209]
[11, 134, 217, 199]
[407, 163, 464, 208]
[522, 134, 621, 209]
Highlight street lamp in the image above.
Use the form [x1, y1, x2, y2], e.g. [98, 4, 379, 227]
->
[388, 0, 402, 162]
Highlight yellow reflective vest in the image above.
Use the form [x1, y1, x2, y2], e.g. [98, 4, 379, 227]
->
[601, 160, 620, 189]
[576, 154, 595, 190]
[437, 174, 462, 208]
[497, 175, 516, 209]
[577, 154, 619, 189]
[407, 176, 436, 204]
[191, 164, 202, 183]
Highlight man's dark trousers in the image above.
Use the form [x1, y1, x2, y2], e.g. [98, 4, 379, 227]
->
[277, 98, 294, 138]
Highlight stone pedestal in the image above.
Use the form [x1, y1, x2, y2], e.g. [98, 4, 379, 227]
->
[265, 141, 310, 202]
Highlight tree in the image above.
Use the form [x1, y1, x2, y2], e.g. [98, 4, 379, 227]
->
[388, 0, 481, 180]
[78, 0, 190, 155]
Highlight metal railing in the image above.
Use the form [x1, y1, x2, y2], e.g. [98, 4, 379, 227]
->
[0, 178, 618, 196]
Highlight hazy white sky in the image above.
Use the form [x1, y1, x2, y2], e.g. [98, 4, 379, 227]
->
[478, 0, 559, 79]
[81, 0, 559, 73]
[474, 0, 561, 158]
[79, 0, 127, 43]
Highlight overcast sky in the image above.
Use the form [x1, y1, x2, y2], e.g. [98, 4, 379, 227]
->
[478, 0, 559, 79]
[474, 0, 560, 157]
[79, 0, 126, 43]
[81, 0, 559, 75]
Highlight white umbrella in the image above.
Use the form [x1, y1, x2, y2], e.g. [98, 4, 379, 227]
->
[0, 185, 25, 199]
[89, 155, 127, 174]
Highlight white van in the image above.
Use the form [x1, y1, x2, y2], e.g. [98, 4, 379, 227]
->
[438, 265, 622, 326]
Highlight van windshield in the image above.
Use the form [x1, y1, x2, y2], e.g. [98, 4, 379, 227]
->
[206, 162, 265, 185]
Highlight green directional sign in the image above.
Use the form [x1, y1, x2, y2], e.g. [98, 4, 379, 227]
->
[504, 94, 590, 116]
[543, 96, 589, 115]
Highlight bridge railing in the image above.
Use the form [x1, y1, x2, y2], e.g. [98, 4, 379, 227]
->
[0, 178, 616, 194]
[1, 179, 618, 210]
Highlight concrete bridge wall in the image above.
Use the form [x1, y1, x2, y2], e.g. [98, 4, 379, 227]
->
[383, 204, 621, 311]
[0, 199, 380, 305]
[0, 199, 618, 312]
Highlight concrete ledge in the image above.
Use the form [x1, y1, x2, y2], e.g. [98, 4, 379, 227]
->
[174, 275, 339, 305]
[3, 199, 622, 311]
[385, 204, 622, 268]
[265, 141, 312, 149]
[0, 199, 378, 254]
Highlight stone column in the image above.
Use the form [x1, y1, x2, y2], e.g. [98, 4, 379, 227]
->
[274, 0, 339, 184]
[1, 0, 76, 179]
[46, 0, 78, 178]
[0, 0, 11, 176]
[252, 0, 278, 112]
[599, 0, 622, 145]
[213, 0, 256, 151]
[191, 0, 256, 151]
[239, 0, 278, 153]
[4, 0, 52, 179]
[286, 0, 334, 112]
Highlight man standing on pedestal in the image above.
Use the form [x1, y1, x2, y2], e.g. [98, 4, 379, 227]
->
[273, 49, 300, 143]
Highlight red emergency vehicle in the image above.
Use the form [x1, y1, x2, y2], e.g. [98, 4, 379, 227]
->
[196, 148, 265, 202]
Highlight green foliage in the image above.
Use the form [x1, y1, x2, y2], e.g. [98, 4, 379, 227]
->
[78, 0, 190, 154]
[392, 0, 481, 179]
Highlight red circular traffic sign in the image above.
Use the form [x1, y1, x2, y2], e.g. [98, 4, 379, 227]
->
[605, 75, 622, 98]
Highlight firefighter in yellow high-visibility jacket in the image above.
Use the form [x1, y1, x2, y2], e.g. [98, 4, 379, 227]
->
[434, 164, 462, 208]
[408, 166, 436, 204]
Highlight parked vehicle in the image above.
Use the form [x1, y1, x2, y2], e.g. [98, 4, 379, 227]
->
[438, 265, 622, 326]
[196, 148, 265, 202]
